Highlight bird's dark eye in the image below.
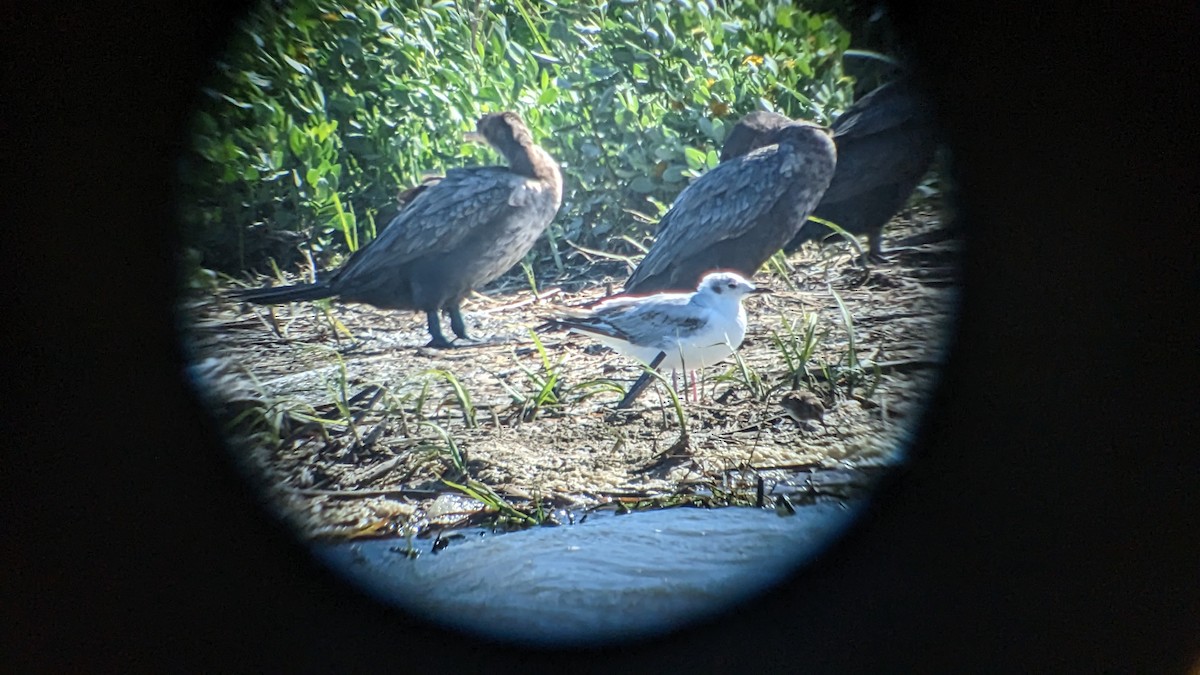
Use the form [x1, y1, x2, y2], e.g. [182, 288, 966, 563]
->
[727, 282, 737, 289]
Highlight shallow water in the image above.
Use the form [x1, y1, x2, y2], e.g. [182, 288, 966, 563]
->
[315, 503, 859, 646]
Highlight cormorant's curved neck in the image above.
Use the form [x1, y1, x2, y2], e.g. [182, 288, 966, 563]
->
[497, 138, 556, 181]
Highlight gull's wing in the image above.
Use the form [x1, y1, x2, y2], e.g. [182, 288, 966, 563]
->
[553, 293, 702, 345]
[625, 138, 820, 290]
[593, 296, 710, 348]
[331, 166, 536, 284]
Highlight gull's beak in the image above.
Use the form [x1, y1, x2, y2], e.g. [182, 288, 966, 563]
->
[463, 130, 486, 145]
[750, 286, 773, 295]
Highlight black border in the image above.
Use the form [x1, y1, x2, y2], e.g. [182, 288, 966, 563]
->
[4, 0, 1198, 670]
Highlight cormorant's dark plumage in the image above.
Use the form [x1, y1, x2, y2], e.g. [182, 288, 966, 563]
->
[725, 80, 938, 259]
[623, 120, 836, 294]
[396, 174, 442, 205]
[231, 112, 562, 348]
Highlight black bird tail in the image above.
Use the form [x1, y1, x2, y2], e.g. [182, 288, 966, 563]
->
[229, 281, 335, 305]
[534, 317, 567, 333]
[535, 314, 605, 335]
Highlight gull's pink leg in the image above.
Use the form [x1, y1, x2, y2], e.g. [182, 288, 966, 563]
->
[690, 370, 699, 401]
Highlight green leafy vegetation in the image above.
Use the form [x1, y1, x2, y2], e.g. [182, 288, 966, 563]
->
[442, 478, 540, 526]
[180, 0, 855, 277]
[496, 330, 565, 422]
[425, 368, 479, 428]
[770, 311, 822, 389]
[822, 284, 881, 400]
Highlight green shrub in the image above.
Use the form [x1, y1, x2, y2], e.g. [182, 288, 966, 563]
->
[179, 0, 855, 276]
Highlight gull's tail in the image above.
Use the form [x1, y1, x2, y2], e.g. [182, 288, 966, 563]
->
[536, 315, 628, 342]
[533, 315, 599, 335]
[534, 317, 566, 334]
[534, 301, 614, 334]
[229, 281, 335, 305]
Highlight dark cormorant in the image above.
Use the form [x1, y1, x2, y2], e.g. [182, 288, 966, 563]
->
[723, 80, 938, 259]
[231, 111, 563, 348]
[623, 120, 836, 294]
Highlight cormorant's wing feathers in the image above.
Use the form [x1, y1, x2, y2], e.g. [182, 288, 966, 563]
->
[819, 125, 936, 204]
[831, 81, 931, 141]
[627, 146, 800, 286]
[820, 81, 937, 204]
[333, 166, 530, 282]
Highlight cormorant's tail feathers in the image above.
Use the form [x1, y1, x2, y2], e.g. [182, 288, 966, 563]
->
[229, 281, 335, 305]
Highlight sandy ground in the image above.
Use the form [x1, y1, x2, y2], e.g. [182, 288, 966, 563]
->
[182, 205, 959, 540]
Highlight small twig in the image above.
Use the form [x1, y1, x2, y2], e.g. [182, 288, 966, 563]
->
[344, 420, 388, 457]
[346, 383, 383, 409]
[283, 487, 440, 499]
[563, 239, 640, 264]
[713, 414, 789, 437]
[588, 490, 668, 501]
[742, 461, 827, 473]
[800, 358, 943, 382]
[631, 430, 692, 475]
[352, 452, 405, 486]
[854, 311, 929, 324]
[476, 287, 562, 315]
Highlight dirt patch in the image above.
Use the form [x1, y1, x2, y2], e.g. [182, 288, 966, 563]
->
[182, 206, 959, 540]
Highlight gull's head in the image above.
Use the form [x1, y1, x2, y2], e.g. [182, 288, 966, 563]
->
[695, 271, 764, 303]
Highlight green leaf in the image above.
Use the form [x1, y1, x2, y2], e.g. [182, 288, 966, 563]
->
[286, 127, 304, 157]
[629, 176, 657, 193]
[281, 54, 311, 75]
[652, 145, 677, 162]
[315, 120, 338, 142]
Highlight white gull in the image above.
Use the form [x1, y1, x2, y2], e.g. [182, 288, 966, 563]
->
[548, 271, 767, 405]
